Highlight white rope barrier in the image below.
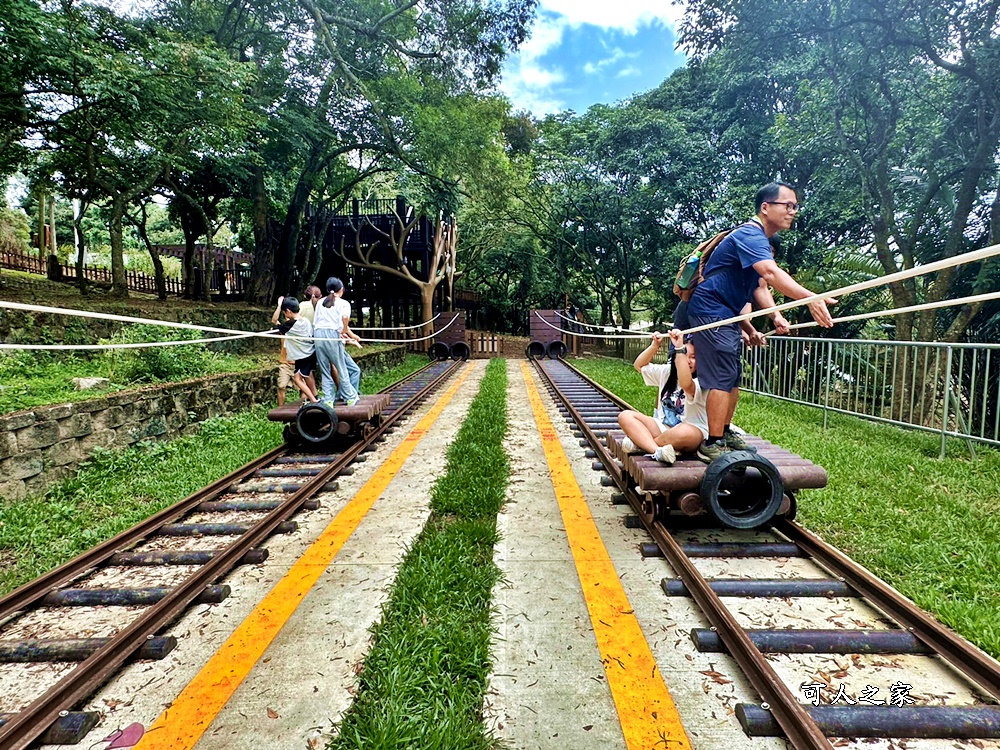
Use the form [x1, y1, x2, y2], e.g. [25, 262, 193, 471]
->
[352, 313, 441, 331]
[552, 309, 653, 334]
[0, 300, 457, 349]
[773, 289, 1000, 334]
[0, 332, 261, 351]
[354, 313, 458, 344]
[532, 311, 663, 340]
[680, 242, 1000, 336]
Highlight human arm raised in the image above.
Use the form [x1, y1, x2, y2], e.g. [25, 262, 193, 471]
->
[271, 297, 284, 326]
[632, 332, 666, 372]
[752, 259, 835, 328]
[667, 329, 696, 398]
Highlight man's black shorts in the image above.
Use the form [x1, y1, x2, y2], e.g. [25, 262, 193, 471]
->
[295, 353, 317, 378]
[689, 315, 741, 391]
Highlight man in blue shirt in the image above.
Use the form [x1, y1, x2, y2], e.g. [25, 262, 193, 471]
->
[686, 181, 835, 462]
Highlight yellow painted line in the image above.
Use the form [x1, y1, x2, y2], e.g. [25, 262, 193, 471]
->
[134, 364, 476, 750]
[519, 361, 693, 750]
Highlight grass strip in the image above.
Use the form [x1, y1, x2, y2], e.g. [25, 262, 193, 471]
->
[330, 358, 509, 750]
[571, 356, 1000, 660]
[0, 353, 430, 595]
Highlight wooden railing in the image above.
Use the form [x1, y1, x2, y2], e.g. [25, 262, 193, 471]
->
[0, 252, 247, 298]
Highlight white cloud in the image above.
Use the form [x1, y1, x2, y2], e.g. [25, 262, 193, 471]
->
[500, 12, 570, 114]
[501, 2, 688, 115]
[538, 0, 686, 33]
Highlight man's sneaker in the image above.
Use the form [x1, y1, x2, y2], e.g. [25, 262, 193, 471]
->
[652, 445, 676, 465]
[620, 436, 643, 455]
[697, 440, 731, 464]
[723, 428, 757, 453]
[346, 397, 360, 407]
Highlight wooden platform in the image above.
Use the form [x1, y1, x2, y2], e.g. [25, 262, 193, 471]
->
[266, 394, 391, 424]
[606, 431, 828, 494]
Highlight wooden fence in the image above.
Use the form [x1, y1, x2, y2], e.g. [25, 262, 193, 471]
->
[466, 330, 530, 358]
[0, 252, 247, 298]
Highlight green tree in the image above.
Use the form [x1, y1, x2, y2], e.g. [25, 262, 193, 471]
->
[32, 2, 253, 297]
[678, 0, 1000, 342]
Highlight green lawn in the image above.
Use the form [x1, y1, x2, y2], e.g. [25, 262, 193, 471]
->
[0, 353, 430, 596]
[331, 358, 509, 750]
[571, 356, 1000, 660]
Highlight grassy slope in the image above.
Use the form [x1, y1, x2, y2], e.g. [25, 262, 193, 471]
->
[571, 356, 1000, 659]
[0, 354, 430, 595]
[331, 358, 509, 750]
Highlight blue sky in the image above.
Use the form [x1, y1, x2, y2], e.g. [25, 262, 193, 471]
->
[501, 1, 689, 116]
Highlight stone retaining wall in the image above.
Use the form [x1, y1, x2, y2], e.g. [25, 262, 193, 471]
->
[0, 345, 407, 502]
[0, 369, 275, 501]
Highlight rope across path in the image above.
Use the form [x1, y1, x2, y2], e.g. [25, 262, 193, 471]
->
[532, 241, 1000, 341]
[552, 309, 653, 336]
[0, 300, 456, 350]
[775, 289, 1000, 335]
[680, 241, 1000, 337]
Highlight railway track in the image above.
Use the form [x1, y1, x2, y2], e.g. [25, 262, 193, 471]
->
[0, 359, 462, 750]
[530, 355, 1000, 749]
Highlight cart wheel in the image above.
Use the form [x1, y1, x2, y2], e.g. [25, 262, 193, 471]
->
[700, 451, 784, 529]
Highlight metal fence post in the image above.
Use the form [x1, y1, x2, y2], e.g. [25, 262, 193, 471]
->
[752, 346, 758, 406]
[940, 345, 953, 459]
[823, 340, 832, 431]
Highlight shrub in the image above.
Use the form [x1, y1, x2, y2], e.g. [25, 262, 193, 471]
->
[101, 324, 219, 383]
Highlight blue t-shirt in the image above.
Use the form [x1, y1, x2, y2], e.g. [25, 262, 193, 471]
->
[687, 222, 773, 319]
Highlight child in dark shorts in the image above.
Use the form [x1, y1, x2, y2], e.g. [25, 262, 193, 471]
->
[272, 297, 319, 404]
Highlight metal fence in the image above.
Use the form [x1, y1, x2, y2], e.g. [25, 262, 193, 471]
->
[742, 336, 1000, 457]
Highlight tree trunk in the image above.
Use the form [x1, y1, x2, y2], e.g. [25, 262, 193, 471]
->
[201, 234, 214, 302]
[419, 283, 435, 353]
[150, 247, 167, 300]
[180, 213, 198, 299]
[36, 190, 45, 262]
[245, 165, 275, 305]
[73, 201, 87, 295]
[49, 196, 56, 255]
[108, 197, 129, 298]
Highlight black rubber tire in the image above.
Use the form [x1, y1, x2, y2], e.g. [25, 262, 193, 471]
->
[526, 341, 546, 359]
[699, 450, 784, 529]
[546, 340, 567, 359]
[449, 341, 471, 361]
[282, 423, 302, 445]
[428, 342, 450, 360]
[295, 402, 339, 444]
[782, 491, 798, 521]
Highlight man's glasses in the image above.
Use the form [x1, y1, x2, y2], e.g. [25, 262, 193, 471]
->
[765, 201, 801, 212]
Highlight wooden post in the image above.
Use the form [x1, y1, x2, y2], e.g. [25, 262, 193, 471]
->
[36, 190, 45, 261]
[49, 196, 57, 255]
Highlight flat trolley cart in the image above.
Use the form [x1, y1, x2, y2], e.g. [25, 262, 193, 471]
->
[268, 394, 392, 447]
[607, 431, 829, 529]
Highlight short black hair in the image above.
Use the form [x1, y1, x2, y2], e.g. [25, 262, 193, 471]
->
[755, 181, 796, 213]
[280, 297, 300, 313]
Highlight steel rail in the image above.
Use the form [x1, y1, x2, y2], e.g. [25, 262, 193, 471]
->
[0, 446, 287, 622]
[530, 357, 834, 750]
[776, 518, 1000, 701]
[0, 359, 463, 750]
